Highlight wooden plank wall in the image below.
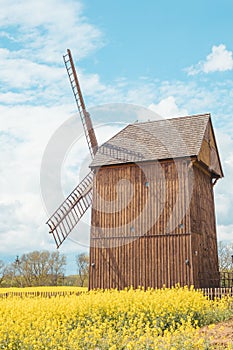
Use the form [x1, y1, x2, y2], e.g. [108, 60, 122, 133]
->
[89, 159, 194, 290]
[190, 164, 219, 288]
[89, 235, 192, 290]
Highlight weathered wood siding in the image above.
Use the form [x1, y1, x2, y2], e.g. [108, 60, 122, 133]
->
[190, 164, 219, 288]
[89, 157, 219, 290]
[89, 159, 194, 290]
[89, 235, 193, 290]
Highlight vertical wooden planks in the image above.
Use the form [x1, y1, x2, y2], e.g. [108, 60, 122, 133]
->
[89, 157, 218, 290]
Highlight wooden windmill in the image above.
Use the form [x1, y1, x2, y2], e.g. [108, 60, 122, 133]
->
[47, 49, 223, 289]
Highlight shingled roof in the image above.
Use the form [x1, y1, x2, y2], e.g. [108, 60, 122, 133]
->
[90, 113, 223, 177]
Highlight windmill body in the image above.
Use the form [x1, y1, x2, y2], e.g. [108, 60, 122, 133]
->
[89, 115, 223, 289]
[47, 50, 223, 289]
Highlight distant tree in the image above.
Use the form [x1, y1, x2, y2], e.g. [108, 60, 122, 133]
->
[218, 241, 233, 271]
[0, 260, 7, 286]
[76, 253, 89, 287]
[49, 251, 66, 286]
[12, 251, 66, 287]
[3, 264, 17, 287]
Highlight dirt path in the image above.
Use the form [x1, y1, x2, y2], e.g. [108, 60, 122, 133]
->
[200, 318, 233, 349]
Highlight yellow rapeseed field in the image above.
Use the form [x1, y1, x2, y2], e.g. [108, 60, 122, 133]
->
[0, 286, 232, 349]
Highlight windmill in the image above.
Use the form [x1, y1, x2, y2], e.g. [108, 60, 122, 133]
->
[47, 50, 223, 290]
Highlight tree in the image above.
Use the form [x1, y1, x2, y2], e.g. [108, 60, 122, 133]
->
[0, 260, 7, 286]
[12, 250, 66, 287]
[76, 253, 89, 287]
[218, 241, 233, 271]
[49, 251, 66, 286]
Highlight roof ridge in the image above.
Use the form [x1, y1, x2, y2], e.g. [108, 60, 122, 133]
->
[130, 113, 211, 126]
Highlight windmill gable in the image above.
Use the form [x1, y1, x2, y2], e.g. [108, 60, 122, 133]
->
[198, 119, 223, 178]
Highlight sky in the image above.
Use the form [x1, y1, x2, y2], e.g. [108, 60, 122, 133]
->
[0, 0, 233, 273]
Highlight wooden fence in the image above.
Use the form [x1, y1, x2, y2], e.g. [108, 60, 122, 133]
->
[200, 287, 233, 299]
[0, 287, 233, 299]
[0, 290, 85, 298]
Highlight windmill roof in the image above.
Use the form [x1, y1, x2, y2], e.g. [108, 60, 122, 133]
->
[90, 113, 222, 176]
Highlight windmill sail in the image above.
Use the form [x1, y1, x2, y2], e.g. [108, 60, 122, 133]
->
[46, 50, 98, 248]
[46, 171, 93, 248]
[63, 49, 98, 158]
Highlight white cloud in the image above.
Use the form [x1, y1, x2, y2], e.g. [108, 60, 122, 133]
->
[148, 96, 188, 119]
[0, 0, 105, 108]
[0, 92, 33, 104]
[0, 48, 65, 90]
[186, 44, 233, 75]
[214, 130, 233, 240]
[0, 0, 103, 62]
[0, 104, 72, 253]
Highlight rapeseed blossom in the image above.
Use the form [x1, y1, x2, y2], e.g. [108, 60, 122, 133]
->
[0, 285, 232, 349]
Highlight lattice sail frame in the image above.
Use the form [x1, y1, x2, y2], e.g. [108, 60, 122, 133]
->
[46, 171, 93, 248]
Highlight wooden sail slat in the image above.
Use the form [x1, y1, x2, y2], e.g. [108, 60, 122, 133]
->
[63, 49, 98, 158]
[46, 171, 93, 248]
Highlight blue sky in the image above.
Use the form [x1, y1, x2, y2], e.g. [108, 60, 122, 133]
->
[0, 0, 233, 273]
[83, 0, 233, 80]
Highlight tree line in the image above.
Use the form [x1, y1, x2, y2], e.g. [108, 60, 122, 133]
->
[0, 251, 89, 288]
[0, 241, 232, 288]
